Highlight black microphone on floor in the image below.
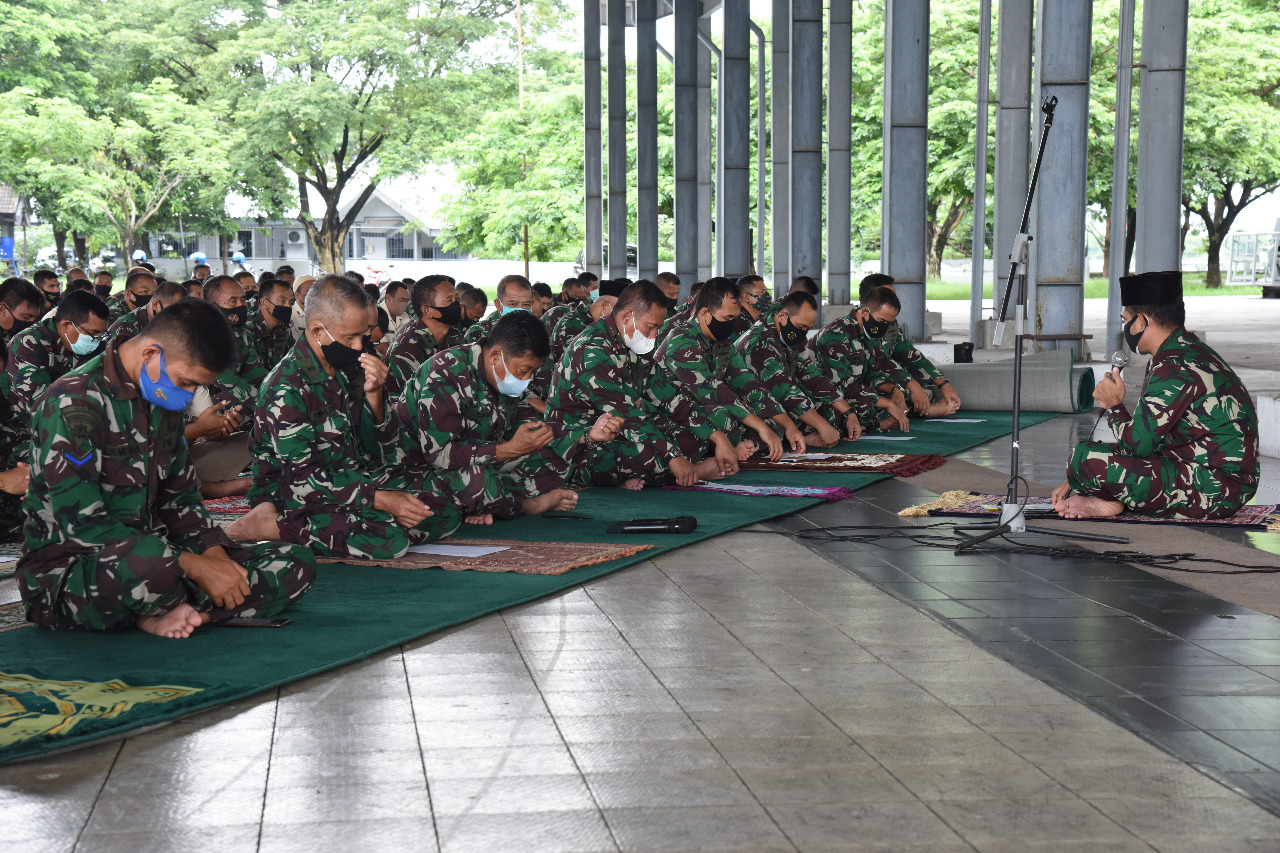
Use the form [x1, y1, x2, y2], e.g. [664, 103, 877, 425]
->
[608, 516, 698, 535]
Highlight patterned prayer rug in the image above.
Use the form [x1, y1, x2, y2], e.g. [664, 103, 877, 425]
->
[929, 493, 1280, 529]
[202, 496, 252, 514]
[740, 452, 947, 477]
[665, 483, 858, 501]
[317, 538, 655, 575]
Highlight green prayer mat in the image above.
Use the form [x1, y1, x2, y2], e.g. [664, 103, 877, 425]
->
[0, 411, 1056, 763]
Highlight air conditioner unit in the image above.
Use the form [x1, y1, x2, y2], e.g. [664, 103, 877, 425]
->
[287, 230, 303, 244]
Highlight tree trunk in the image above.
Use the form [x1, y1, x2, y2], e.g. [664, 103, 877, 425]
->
[1100, 212, 1111, 280]
[73, 232, 88, 265]
[1123, 205, 1137, 277]
[925, 198, 967, 281]
[1205, 231, 1224, 288]
[52, 228, 67, 270]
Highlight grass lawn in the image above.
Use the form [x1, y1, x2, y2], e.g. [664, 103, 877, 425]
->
[923, 273, 1262, 300]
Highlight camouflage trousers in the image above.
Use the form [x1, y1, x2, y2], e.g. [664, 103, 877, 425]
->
[568, 423, 685, 487]
[385, 446, 576, 520]
[1065, 440, 1257, 520]
[23, 539, 316, 632]
[0, 493, 20, 544]
[276, 500, 462, 560]
[814, 399, 881, 432]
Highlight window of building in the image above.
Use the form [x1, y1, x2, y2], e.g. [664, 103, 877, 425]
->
[237, 230, 253, 257]
[387, 233, 414, 259]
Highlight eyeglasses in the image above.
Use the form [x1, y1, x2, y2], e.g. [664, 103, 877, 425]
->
[72, 322, 102, 343]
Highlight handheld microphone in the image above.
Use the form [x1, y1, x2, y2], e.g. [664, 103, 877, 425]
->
[1110, 350, 1128, 379]
[607, 516, 698, 535]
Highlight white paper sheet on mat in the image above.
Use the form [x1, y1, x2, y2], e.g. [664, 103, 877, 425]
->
[855, 436, 916, 441]
[927, 418, 988, 423]
[406, 544, 511, 557]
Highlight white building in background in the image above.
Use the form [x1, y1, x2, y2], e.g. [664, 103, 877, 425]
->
[143, 186, 469, 282]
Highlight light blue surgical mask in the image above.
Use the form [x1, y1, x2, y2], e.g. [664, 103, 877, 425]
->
[139, 346, 195, 412]
[501, 305, 532, 316]
[69, 322, 102, 356]
[495, 350, 530, 398]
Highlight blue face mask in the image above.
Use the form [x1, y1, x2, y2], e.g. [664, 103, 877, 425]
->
[69, 323, 102, 356]
[139, 346, 194, 411]
[501, 305, 531, 316]
[495, 350, 530, 398]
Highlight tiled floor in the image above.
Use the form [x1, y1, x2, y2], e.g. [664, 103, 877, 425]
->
[6, 513, 1280, 851]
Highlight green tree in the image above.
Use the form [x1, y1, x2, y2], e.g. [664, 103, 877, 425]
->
[1181, 0, 1280, 286]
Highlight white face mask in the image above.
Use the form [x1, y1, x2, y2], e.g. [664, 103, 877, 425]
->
[622, 313, 656, 355]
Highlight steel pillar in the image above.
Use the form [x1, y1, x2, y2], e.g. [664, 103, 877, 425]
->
[969, 0, 992, 344]
[697, 17, 714, 282]
[827, 0, 852, 306]
[1106, 0, 1136, 354]
[993, 0, 1032, 324]
[881, 0, 929, 339]
[1135, 0, 1189, 275]
[1031, 0, 1092, 347]
[637, 0, 659, 282]
[790, 0, 823, 288]
[770, 0, 790, 295]
[722, 0, 751, 279]
[751, 22, 767, 275]
[584, 0, 603, 276]
[674, 0, 699, 294]
[607, 0, 627, 278]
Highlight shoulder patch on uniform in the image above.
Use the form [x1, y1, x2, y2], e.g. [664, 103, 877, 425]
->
[61, 401, 102, 458]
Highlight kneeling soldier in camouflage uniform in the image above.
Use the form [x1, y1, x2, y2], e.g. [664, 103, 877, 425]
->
[547, 281, 739, 489]
[385, 312, 623, 523]
[232, 275, 459, 559]
[104, 279, 187, 346]
[384, 274, 468, 400]
[1053, 271, 1259, 520]
[656, 277, 807, 461]
[858, 274, 962, 417]
[17, 300, 316, 639]
[735, 291, 864, 448]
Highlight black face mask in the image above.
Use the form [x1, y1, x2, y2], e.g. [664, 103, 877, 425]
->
[94, 284, 111, 298]
[705, 314, 738, 343]
[862, 313, 888, 340]
[665, 296, 679, 311]
[268, 302, 293, 326]
[1123, 315, 1145, 353]
[8, 318, 33, 337]
[131, 293, 152, 309]
[220, 305, 248, 327]
[45, 292, 60, 307]
[321, 335, 363, 370]
[432, 301, 462, 326]
[778, 318, 804, 348]
[459, 317, 476, 329]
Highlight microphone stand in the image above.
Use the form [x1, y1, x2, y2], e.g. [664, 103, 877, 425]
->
[954, 96, 1128, 551]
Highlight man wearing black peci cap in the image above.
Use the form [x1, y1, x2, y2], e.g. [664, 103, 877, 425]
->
[1053, 270, 1259, 520]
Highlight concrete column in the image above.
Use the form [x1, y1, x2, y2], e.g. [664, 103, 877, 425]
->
[697, 18, 714, 282]
[1135, 0, 1188, 274]
[969, 0, 993, 344]
[1031, 0, 1092, 346]
[584, 0, 603, 276]
[722, 0, 751, 279]
[827, 0, 852, 306]
[770, 0, 790, 295]
[790, 0, 823, 286]
[751, 22, 767, 275]
[992, 0, 1032, 318]
[881, 0, 929, 340]
[637, 0, 659, 282]
[1106, 0, 1136, 355]
[674, 0, 699, 291]
[607, 0, 627, 279]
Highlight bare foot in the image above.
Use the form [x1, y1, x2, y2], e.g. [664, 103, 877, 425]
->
[1057, 495, 1124, 519]
[924, 401, 954, 418]
[693, 458, 726, 481]
[200, 477, 253, 499]
[520, 489, 579, 515]
[226, 502, 281, 541]
[621, 478, 645, 491]
[464, 513, 494, 525]
[736, 441, 756, 461]
[136, 603, 209, 639]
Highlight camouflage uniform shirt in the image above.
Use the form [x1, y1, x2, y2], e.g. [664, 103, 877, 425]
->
[1, 317, 89, 434]
[655, 317, 783, 435]
[384, 318, 468, 400]
[734, 321, 843, 421]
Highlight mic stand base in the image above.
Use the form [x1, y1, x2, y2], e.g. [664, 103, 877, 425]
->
[951, 516, 1130, 553]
